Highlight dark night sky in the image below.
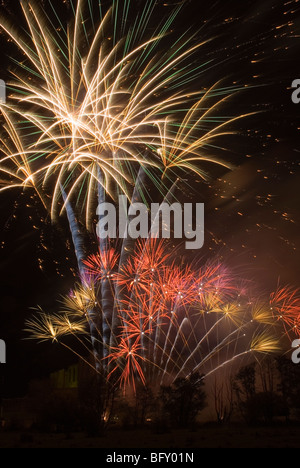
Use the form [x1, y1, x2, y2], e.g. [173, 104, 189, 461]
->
[0, 0, 299, 397]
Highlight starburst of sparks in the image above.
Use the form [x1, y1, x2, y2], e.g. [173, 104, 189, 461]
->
[270, 285, 300, 337]
[25, 239, 291, 393]
[0, 0, 251, 228]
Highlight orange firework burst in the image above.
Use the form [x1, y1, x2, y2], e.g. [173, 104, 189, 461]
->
[107, 337, 146, 393]
[270, 285, 300, 337]
[120, 289, 169, 336]
[83, 247, 119, 281]
[197, 261, 237, 300]
[158, 264, 196, 307]
[294, 315, 300, 337]
[114, 239, 170, 294]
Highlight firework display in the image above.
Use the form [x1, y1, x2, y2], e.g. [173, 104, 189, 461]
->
[0, 0, 299, 446]
[25, 239, 291, 394]
[0, 0, 247, 222]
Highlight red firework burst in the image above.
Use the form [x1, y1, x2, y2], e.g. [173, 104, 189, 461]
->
[158, 264, 196, 308]
[197, 261, 237, 301]
[107, 337, 146, 392]
[293, 315, 300, 337]
[120, 289, 169, 337]
[83, 247, 119, 281]
[270, 285, 300, 336]
[114, 239, 171, 293]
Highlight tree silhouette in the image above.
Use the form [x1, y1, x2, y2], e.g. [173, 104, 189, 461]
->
[160, 373, 206, 428]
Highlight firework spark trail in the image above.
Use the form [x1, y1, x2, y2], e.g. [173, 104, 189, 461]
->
[151, 301, 165, 377]
[201, 350, 252, 381]
[110, 167, 149, 353]
[160, 317, 190, 384]
[60, 184, 104, 371]
[184, 315, 254, 380]
[106, 337, 146, 393]
[60, 185, 85, 274]
[199, 330, 281, 382]
[83, 246, 120, 366]
[155, 264, 197, 364]
[156, 262, 234, 378]
[161, 298, 241, 382]
[173, 314, 228, 381]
